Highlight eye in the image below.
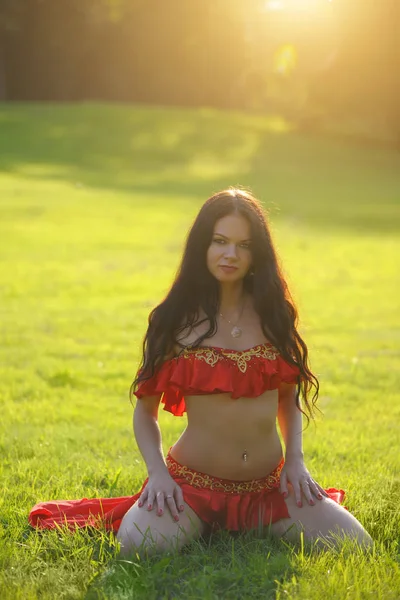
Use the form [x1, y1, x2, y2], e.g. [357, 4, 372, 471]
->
[213, 238, 225, 244]
[239, 242, 251, 249]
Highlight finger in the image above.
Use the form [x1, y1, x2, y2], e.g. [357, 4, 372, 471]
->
[293, 482, 302, 507]
[308, 479, 322, 500]
[147, 490, 155, 511]
[174, 485, 185, 512]
[315, 483, 329, 499]
[166, 495, 179, 522]
[302, 479, 315, 506]
[138, 487, 148, 508]
[156, 491, 165, 516]
[280, 471, 289, 498]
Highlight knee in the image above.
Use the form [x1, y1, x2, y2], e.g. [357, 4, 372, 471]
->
[346, 525, 373, 550]
[320, 523, 373, 551]
[116, 522, 184, 558]
[117, 524, 162, 558]
[116, 523, 145, 558]
[335, 509, 373, 550]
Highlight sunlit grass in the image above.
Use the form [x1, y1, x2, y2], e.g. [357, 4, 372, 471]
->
[0, 103, 399, 599]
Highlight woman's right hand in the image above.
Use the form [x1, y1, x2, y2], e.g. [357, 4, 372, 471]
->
[137, 471, 185, 521]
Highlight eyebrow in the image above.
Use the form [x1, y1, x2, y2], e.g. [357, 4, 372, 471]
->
[214, 233, 252, 242]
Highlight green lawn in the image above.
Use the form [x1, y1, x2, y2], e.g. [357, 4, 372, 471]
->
[0, 103, 399, 599]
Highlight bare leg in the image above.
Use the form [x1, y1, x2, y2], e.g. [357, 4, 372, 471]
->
[117, 499, 206, 557]
[270, 488, 373, 548]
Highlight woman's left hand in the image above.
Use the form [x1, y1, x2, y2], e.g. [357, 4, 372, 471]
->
[280, 456, 329, 507]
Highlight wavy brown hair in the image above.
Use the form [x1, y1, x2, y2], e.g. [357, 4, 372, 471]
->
[131, 188, 319, 419]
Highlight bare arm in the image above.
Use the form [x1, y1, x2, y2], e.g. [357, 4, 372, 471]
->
[277, 382, 327, 506]
[133, 396, 185, 519]
[134, 395, 169, 476]
[277, 382, 304, 460]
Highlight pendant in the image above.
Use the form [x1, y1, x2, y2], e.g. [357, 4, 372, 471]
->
[231, 326, 242, 338]
[242, 450, 248, 462]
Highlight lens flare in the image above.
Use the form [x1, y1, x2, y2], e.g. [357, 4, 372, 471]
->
[265, 0, 331, 11]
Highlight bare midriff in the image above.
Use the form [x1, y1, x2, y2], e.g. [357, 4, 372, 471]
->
[170, 389, 283, 481]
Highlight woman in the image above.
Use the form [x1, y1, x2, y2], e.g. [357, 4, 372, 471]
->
[116, 188, 371, 555]
[28, 188, 371, 553]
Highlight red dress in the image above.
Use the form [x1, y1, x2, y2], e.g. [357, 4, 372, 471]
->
[29, 343, 345, 532]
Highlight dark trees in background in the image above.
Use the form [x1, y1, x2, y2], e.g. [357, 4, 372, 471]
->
[0, 0, 248, 105]
[0, 0, 398, 134]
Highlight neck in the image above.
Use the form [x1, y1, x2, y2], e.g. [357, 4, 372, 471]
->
[219, 282, 246, 316]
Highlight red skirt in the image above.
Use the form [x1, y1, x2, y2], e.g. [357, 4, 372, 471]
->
[29, 454, 345, 533]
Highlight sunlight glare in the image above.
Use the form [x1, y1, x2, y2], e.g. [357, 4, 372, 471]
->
[265, 0, 331, 11]
[266, 0, 285, 10]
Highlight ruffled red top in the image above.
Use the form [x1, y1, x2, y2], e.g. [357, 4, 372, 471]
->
[134, 343, 300, 416]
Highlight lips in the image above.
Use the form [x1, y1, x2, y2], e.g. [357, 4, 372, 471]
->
[219, 265, 238, 273]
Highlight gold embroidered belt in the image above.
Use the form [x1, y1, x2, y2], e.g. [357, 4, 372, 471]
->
[166, 453, 283, 495]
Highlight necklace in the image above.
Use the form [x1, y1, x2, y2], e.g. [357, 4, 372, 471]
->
[219, 299, 245, 338]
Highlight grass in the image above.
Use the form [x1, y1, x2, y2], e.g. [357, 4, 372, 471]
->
[0, 103, 399, 599]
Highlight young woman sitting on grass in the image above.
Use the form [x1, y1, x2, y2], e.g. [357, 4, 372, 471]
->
[29, 189, 372, 553]
[116, 189, 371, 554]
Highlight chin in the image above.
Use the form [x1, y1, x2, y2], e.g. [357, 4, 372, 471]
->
[213, 272, 245, 284]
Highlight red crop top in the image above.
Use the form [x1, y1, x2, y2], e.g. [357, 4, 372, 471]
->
[134, 343, 300, 417]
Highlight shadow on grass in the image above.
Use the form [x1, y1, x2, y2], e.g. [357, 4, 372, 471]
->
[0, 103, 399, 234]
[85, 531, 299, 600]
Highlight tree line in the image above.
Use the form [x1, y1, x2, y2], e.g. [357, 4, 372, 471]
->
[0, 0, 399, 134]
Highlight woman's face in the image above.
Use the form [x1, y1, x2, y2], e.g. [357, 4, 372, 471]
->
[206, 213, 253, 283]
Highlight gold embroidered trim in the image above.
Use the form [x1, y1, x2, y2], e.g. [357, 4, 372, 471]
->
[182, 347, 223, 367]
[181, 344, 280, 373]
[166, 456, 283, 494]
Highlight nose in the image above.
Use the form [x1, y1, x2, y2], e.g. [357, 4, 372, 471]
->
[224, 244, 238, 260]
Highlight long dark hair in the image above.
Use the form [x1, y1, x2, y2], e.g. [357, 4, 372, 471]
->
[131, 189, 319, 418]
